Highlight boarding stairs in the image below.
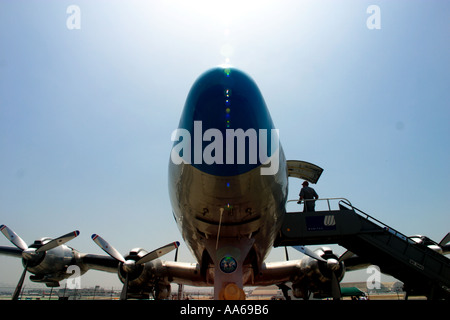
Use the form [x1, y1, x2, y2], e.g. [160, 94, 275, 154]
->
[274, 198, 450, 300]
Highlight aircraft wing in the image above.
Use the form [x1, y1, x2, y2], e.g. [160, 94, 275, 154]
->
[161, 261, 208, 286]
[339, 253, 373, 271]
[77, 253, 119, 273]
[160, 257, 344, 300]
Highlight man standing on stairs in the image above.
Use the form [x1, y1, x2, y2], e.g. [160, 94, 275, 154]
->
[298, 181, 319, 212]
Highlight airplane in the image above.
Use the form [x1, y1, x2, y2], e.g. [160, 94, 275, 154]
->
[0, 224, 178, 300]
[408, 234, 450, 256]
[1, 66, 449, 300]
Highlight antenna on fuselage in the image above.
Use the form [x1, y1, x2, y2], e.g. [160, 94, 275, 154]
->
[216, 208, 224, 250]
[284, 247, 289, 261]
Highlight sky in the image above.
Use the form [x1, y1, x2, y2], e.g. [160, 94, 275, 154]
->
[0, 0, 448, 291]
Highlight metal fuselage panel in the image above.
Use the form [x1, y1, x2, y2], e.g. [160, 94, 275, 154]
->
[168, 153, 288, 267]
[168, 67, 289, 274]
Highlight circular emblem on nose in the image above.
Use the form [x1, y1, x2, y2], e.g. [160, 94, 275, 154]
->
[219, 256, 237, 273]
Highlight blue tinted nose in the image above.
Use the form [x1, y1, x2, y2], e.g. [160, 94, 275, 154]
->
[173, 67, 278, 176]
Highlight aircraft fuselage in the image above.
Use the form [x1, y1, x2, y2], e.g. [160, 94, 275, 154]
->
[168, 67, 288, 297]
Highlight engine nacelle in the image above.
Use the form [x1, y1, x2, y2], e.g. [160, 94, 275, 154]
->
[25, 238, 78, 286]
[291, 247, 345, 299]
[117, 248, 171, 299]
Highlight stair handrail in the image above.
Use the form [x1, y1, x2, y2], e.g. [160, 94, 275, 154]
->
[286, 197, 413, 244]
[338, 199, 414, 243]
[287, 197, 353, 211]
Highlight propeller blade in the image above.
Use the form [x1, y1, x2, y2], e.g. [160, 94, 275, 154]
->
[91, 234, 125, 263]
[120, 273, 129, 301]
[439, 232, 450, 247]
[36, 230, 80, 253]
[12, 261, 28, 300]
[292, 245, 327, 262]
[0, 225, 28, 251]
[338, 250, 355, 262]
[331, 271, 342, 300]
[136, 241, 180, 265]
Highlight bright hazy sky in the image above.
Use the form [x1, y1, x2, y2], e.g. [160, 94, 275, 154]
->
[0, 0, 448, 290]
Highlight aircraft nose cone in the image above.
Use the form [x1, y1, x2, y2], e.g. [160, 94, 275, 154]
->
[175, 67, 278, 176]
[180, 67, 272, 132]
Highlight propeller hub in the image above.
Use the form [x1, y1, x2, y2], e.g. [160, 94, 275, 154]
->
[22, 248, 37, 260]
[123, 260, 136, 273]
[327, 258, 339, 271]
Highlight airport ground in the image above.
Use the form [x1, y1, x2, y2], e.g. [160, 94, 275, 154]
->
[0, 282, 426, 301]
